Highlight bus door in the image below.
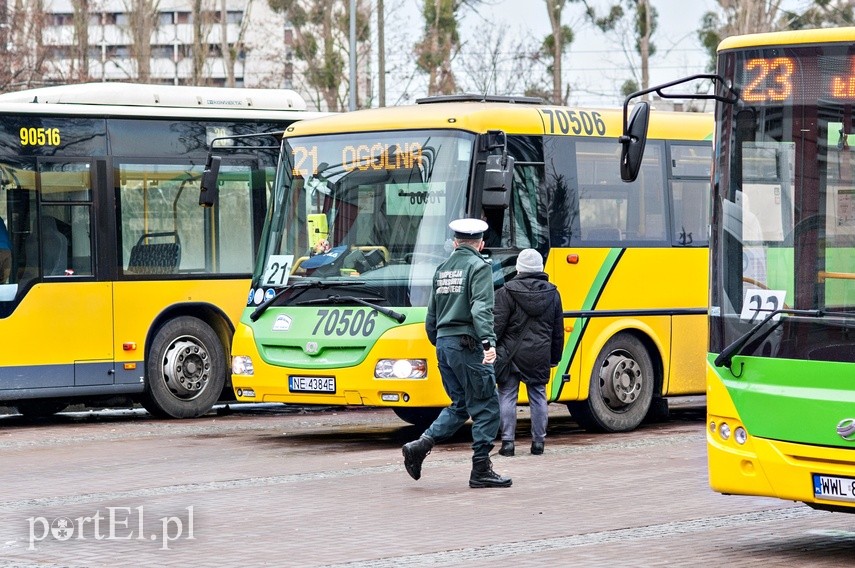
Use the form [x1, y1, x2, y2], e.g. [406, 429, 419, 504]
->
[36, 158, 114, 386]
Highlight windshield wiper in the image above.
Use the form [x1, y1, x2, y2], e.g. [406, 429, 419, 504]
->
[298, 294, 406, 324]
[249, 279, 363, 322]
[714, 308, 822, 369]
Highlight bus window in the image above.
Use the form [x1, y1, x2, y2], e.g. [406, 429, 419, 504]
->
[214, 164, 256, 273]
[577, 140, 666, 244]
[37, 161, 93, 277]
[670, 143, 712, 246]
[117, 161, 257, 276]
[483, 136, 546, 251]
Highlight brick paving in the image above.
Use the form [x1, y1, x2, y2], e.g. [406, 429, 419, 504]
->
[0, 403, 852, 567]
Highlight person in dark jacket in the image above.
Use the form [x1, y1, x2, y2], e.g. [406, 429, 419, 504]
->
[494, 248, 564, 456]
[402, 218, 512, 488]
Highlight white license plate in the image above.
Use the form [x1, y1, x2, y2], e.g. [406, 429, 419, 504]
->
[289, 376, 335, 393]
[813, 473, 855, 502]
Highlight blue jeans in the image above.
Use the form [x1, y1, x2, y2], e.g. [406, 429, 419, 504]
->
[498, 376, 548, 443]
[424, 336, 500, 459]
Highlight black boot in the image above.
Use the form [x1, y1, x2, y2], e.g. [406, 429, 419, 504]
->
[531, 441, 544, 455]
[469, 457, 512, 488]
[498, 441, 514, 457]
[402, 436, 434, 480]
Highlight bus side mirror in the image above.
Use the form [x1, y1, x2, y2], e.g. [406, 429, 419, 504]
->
[482, 129, 514, 208]
[619, 102, 650, 183]
[482, 154, 514, 207]
[199, 155, 221, 207]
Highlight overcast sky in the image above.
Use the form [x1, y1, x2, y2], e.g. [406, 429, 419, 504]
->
[384, 0, 808, 108]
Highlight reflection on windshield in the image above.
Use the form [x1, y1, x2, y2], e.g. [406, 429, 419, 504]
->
[256, 130, 473, 306]
[713, 47, 855, 363]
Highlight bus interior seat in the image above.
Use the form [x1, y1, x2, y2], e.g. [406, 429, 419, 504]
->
[25, 215, 69, 276]
[127, 231, 181, 274]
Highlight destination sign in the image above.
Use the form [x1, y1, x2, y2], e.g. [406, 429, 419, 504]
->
[737, 52, 855, 105]
[291, 141, 424, 178]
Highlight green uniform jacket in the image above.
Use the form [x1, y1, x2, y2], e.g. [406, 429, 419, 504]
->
[425, 244, 497, 348]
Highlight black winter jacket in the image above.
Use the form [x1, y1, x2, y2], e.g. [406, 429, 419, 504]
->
[493, 272, 564, 385]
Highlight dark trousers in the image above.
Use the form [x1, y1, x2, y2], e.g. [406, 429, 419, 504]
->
[424, 335, 500, 459]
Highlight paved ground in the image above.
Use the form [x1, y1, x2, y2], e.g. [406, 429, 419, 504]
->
[0, 400, 852, 567]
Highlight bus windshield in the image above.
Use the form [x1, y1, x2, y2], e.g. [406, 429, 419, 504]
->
[712, 43, 855, 359]
[254, 130, 473, 306]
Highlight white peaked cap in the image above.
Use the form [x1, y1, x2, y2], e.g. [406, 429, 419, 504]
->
[449, 218, 488, 238]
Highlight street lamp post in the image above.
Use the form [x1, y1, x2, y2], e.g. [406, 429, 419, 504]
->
[348, 0, 356, 111]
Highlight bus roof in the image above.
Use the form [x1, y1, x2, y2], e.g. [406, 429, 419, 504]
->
[0, 82, 309, 111]
[718, 27, 855, 52]
[284, 101, 712, 141]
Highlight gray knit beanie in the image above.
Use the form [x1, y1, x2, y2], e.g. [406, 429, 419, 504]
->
[515, 249, 543, 274]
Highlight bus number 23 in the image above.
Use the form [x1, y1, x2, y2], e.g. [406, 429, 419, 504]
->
[312, 309, 378, 336]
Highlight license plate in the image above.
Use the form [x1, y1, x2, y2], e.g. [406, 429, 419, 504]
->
[813, 473, 855, 503]
[289, 376, 335, 393]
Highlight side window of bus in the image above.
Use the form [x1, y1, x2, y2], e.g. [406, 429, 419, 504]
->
[31, 161, 93, 278]
[117, 161, 255, 276]
[576, 140, 667, 245]
[484, 136, 547, 250]
[0, 161, 38, 312]
[670, 143, 712, 246]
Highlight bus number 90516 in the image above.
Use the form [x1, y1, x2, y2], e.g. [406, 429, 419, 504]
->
[20, 127, 61, 147]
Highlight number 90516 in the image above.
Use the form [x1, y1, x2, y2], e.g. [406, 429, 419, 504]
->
[20, 127, 61, 146]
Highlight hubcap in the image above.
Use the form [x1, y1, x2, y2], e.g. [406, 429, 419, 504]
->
[162, 338, 210, 399]
[599, 350, 643, 410]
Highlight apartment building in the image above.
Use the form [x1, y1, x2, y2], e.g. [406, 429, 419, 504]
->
[40, 0, 294, 89]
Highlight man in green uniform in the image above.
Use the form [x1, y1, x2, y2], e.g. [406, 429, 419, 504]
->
[402, 218, 512, 488]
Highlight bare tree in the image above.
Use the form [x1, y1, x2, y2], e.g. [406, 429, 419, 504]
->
[543, 0, 574, 104]
[456, 25, 549, 98]
[220, 0, 254, 87]
[268, 0, 370, 111]
[416, 0, 457, 95]
[0, 0, 51, 91]
[70, 0, 91, 82]
[123, 0, 160, 82]
[698, 1, 785, 70]
[190, 0, 213, 84]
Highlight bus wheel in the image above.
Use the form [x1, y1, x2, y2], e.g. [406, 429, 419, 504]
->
[15, 399, 68, 418]
[393, 407, 442, 429]
[143, 316, 226, 419]
[570, 334, 654, 433]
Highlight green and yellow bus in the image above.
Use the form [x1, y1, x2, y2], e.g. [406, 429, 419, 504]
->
[222, 95, 713, 432]
[622, 27, 855, 511]
[0, 82, 324, 418]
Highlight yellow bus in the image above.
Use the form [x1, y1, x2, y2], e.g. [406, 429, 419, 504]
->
[622, 28, 855, 511]
[0, 82, 325, 418]
[223, 95, 712, 432]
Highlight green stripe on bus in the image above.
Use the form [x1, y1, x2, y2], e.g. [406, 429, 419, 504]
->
[550, 248, 623, 400]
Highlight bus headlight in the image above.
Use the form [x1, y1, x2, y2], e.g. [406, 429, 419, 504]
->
[375, 359, 427, 379]
[734, 426, 748, 445]
[232, 355, 254, 376]
[719, 422, 731, 440]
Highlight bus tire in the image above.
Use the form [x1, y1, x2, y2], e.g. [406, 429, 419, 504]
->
[570, 334, 654, 433]
[142, 316, 226, 419]
[392, 407, 442, 429]
[15, 399, 68, 418]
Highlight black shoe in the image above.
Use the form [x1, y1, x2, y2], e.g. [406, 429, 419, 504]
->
[469, 457, 512, 488]
[531, 441, 544, 455]
[402, 436, 433, 480]
[498, 441, 515, 457]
